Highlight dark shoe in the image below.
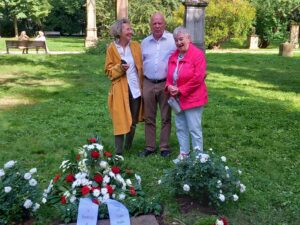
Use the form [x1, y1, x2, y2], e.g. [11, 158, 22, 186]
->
[139, 149, 155, 157]
[160, 150, 171, 157]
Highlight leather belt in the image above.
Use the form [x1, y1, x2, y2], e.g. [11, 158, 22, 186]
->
[144, 76, 166, 84]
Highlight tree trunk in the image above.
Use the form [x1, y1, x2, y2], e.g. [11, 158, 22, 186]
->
[14, 16, 18, 38]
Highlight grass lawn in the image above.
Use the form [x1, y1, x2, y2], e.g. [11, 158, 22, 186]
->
[0, 50, 299, 225]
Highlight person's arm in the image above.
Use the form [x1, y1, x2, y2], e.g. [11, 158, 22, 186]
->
[104, 44, 126, 81]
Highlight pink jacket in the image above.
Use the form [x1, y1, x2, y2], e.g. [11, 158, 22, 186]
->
[166, 43, 208, 110]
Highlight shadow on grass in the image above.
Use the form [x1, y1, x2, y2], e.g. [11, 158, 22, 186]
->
[206, 53, 300, 93]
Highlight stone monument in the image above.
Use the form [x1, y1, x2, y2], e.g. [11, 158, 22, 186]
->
[279, 42, 294, 57]
[290, 23, 299, 48]
[116, 0, 128, 19]
[247, 27, 259, 49]
[182, 0, 208, 52]
[85, 0, 98, 48]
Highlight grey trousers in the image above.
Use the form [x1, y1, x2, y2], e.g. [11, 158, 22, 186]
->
[115, 89, 141, 154]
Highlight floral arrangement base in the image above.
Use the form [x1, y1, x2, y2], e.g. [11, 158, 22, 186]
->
[61, 215, 159, 225]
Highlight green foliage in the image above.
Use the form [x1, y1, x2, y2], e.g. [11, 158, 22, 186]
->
[161, 149, 245, 208]
[193, 216, 218, 225]
[85, 38, 111, 55]
[0, 161, 42, 224]
[250, 0, 300, 48]
[205, 0, 256, 49]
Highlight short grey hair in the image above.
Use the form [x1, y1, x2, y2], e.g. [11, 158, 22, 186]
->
[173, 26, 190, 38]
[110, 18, 131, 39]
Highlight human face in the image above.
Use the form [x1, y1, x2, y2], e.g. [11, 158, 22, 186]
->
[150, 14, 165, 40]
[174, 33, 190, 54]
[119, 23, 133, 44]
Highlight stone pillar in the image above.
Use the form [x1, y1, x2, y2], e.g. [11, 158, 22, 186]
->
[85, 0, 98, 48]
[279, 42, 294, 57]
[290, 23, 299, 49]
[116, 0, 128, 19]
[183, 1, 208, 52]
[247, 35, 259, 49]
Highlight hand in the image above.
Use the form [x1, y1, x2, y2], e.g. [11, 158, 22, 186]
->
[121, 63, 129, 71]
[168, 85, 179, 96]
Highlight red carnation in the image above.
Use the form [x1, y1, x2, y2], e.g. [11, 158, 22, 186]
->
[88, 138, 97, 143]
[76, 154, 81, 161]
[53, 174, 60, 183]
[65, 174, 75, 183]
[94, 174, 103, 183]
[106, 185, 114, 195]
[129, 186, 137, 196]
[91, 150, 100, 159]
[92, 199, 100, 205]
[111, 166, 121, 174]
[104, 151, 113, 157]
[61, 196, 67, 204]
[81, 186, 90, 196]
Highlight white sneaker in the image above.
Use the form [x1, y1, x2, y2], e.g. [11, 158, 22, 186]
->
[173, 153, 189, 164]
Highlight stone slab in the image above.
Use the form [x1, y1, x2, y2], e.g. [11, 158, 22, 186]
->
[62, 215, 159, 225]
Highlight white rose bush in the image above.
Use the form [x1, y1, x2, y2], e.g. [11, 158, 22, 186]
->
[43, 137, 160, 223]
[160, 148, 246, 208]
[0, 161, 42, 224]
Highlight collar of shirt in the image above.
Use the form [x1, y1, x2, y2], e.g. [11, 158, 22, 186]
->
[149, 31, 169, 42]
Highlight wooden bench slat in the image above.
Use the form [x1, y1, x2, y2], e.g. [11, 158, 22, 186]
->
[5, 40, 48, 54]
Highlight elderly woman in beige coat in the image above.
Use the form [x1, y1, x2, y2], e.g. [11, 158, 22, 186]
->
[104, 18, 143, 155]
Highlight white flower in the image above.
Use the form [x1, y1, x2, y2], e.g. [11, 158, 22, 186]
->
[4, 160, 17, 169]
[29, 168, 37, 174]
[109, 171, 116, 178]
[118, 193, 126, 200]
[238, 170, 242, 175]
[70, 195, 77, 203]
[183, 184, 190, 192]
[4, 186, 12, 193]
[59, 160, 70, 169]
[158, 179, 162, 185]
[218, 193, 225, 202]
[23, 199, 33, 209]
[126, 179, 132, 186]
[226, 173, 230, 178]
[103, 193, 110, 200]
[221, 156, 226, 162]
[0, 169, 5, 177]
[42, 198, 47, 204]
[225, 166, 229, 170]
[135, 174, 142, 185]
[115, 155, 124, 161]
[240, 183, 246, 193]
[233, 194, 239, 201]
[209, 148, 213, 151]
[101, 188, 108, 195]
[198, 153, 210, 163]
[216, 219, 224, 225]
[103, 175, 110, 184]
[93, 189, 100, 197]
[94, 143, 103, 151]
[100, 161, 108, 169]
[63, 191, 71, 198]
[24, 172, 32, 180]
[32, 203, 40, 212]
[29, 178, 38, 186]
[217, 180, 222, 188]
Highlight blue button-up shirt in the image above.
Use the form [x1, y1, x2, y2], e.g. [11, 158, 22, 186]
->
[141, 31, 176, 80]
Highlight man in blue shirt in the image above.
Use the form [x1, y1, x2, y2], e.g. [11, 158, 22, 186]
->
[139, 12, 176, 157]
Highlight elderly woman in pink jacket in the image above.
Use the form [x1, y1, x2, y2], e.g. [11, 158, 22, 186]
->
[165, 26, 208, 163]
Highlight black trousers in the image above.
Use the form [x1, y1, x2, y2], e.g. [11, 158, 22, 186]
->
[115, 89, 141, 154]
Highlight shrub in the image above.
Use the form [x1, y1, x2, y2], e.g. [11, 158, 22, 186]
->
[85, 39, 111, 55]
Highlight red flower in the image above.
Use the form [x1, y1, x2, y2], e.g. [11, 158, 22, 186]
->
[92, 199, 100, 205]
[112, 166, 121, 174]
[129, 186, 137, 196]
[220, 217, 228, 225]
[61, 196, 66, 204]
[104, 151, 113, 157]
[88, 138, 97, 143]
[106, 185, 113, 195]
[81, 186, 90, 196]
[94, 174, 103, 183]
[91, 150, 100, 159]
[76, 154, 81, 161]
[53, 174, 60, 183]
[91, 186, 100, 191]
[65, 174, 75, 183]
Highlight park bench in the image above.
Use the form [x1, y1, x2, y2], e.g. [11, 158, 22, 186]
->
[44, 31, 60, 37]
[5, 40, 48, 54]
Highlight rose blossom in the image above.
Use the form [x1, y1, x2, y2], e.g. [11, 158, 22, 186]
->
[88, 137, 97, 143]
[129, 186, 137, 196]
[106, 185, 113, 195]
[24, 172, 32, 180]
[91, 150, 100, 159]
[93, 189, 101, 197]
[23, 199, 33, 208]
[4, 160, 17, 169]
[100, 161, 108, 168]
[183, 184, 190, 192]
[81, 186, 90, 195]
[112, 166, 121, 174]
[29, 178, 38, 186]
[65, 174, 75, 183]
[0, 169, 5, 177]
[94, 174, 103, 183]
[61, 196, 67, 204]
[4, 186, 12, 193]
[104, 151, 113, 157]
